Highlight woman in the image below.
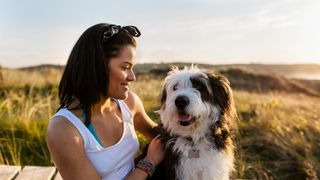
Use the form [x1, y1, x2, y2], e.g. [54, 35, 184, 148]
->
[46, 23, 164, 180]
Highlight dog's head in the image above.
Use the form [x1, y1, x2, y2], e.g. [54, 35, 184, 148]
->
[160, 66, 235, 138]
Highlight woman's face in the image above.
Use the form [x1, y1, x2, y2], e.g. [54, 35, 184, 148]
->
[108, 45, 136, 99]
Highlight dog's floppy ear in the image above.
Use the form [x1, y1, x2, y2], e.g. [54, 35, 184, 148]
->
[160, 83, 167, 110]
[206, 72, 233, 115]
[207, 72, 236, 154]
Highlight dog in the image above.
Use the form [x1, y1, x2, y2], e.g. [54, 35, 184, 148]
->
[150, 66, 236, 180]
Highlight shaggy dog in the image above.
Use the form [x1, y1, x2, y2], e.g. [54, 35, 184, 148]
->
[149, 66, 236, 180]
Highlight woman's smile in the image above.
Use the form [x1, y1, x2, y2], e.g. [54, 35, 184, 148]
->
[108, 45, 136, 99]
[121, 83, 130, 90]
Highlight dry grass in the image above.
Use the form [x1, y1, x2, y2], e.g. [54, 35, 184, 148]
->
[0, 67, 319, 179]
[1, 68, 62, 87]
[234, 91, 320, 179]
[0, 84, 58, 166]
[131, 75, 163, 120]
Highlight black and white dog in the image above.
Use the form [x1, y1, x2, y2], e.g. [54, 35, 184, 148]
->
[151, 66, 236, 180]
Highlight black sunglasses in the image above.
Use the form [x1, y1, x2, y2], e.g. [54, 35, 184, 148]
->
[102, 25, 141, 42]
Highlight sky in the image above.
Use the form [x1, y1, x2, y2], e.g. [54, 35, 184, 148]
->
[0, 0, 320, 68]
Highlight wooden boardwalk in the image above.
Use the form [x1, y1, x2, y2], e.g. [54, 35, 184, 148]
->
[0, 165, 62, 180]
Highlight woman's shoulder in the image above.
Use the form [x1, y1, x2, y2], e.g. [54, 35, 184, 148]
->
[46, 114, 97, 179]
[46, 114, 84, 148]
[124, 91, 144, 114]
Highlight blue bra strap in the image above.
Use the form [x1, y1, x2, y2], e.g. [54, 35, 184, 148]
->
[82, 109, 104, 147]
[111, 98, 121, 111]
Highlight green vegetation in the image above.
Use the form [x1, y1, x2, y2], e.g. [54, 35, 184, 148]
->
[0, 65, 319, 179]
[0, 84, 58, 166]
[234, 91, 319, 179]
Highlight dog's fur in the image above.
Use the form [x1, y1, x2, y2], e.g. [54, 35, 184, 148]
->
[149, 66, 236, 180]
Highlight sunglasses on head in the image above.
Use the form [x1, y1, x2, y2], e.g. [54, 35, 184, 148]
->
[102, 25, 141, 42]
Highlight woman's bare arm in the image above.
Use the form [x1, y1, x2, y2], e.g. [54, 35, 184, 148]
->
[124, 91, 165, 179]
[125, 91, 158, 139]
[46, 116, 101, 180]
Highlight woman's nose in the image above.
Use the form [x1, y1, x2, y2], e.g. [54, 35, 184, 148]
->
[127, 69, 136, 82]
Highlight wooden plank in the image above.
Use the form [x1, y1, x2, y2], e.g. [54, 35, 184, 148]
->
[54, 171, 63, 180]
[15, 166, 56, 180]
[0, 165, 21, 180]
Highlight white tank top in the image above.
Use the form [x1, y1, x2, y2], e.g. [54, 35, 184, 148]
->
[51, 100, 140, 180]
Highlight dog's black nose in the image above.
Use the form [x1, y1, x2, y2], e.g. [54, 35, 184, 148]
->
[175, 96, 189, 109]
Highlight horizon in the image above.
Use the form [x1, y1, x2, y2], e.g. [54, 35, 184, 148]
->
[2, 61, 320, 81]
[1, 0, 320, 68]
[2, 61, 320, 70]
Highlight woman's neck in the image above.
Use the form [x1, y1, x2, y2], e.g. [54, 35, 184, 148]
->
[92, 98, 116, 115]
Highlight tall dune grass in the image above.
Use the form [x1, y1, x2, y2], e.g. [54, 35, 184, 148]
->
[1, 68, 62, 87]
[131, 75, 163, 121]
[0, 84, 58, 166]
[0, 69, 319, 178]
[234, 91, 319, 179]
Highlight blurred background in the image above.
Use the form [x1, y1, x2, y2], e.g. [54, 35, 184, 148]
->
[0, 0, 319, 179]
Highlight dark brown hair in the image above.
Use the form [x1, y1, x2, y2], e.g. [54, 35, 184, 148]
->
[58, 23, 137, 126]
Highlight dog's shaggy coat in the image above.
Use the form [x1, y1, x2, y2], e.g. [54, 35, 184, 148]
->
[149, 67, 236, 180]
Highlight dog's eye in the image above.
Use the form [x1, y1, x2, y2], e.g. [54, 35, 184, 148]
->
[193, 83, 203, 90]
[173, 84, 178, 91]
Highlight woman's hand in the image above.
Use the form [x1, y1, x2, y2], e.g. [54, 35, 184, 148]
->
[144, 135, 165, 166]
[126, 136, 164, 180]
